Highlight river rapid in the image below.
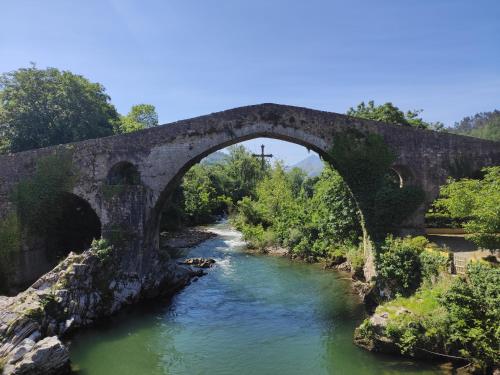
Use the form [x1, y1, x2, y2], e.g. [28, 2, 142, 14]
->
[70, 222, 447, 375]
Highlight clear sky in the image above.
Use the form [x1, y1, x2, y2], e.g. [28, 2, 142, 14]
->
[1, 1, 499, 164]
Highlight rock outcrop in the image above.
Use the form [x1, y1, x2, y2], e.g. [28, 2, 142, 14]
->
[3, 337, 69, 375]
[353, 311, 400, 355]
[0, 244, 198, 375]
[180, 258, 216, 268]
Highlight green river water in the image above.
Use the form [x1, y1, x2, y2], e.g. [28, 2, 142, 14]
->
[70, 222, 448, 375]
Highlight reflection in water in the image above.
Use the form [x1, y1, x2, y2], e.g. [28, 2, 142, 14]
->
[70, 222, 446, 375]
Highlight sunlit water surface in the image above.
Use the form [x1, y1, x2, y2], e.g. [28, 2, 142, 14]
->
[70, 222, 447, 375]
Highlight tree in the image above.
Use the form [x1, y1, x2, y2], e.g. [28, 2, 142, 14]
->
[377, 236, 427, 297]
[220, 145, 269, 203]
[180, 164, 226, 224]
[347, 100, 443, 130]
[0, 64, 118, 153]
[117, 104, 159, 133]
[441, 263, 500, 371]
[310, 166, 361, 247]
[434, 167, 500, 250]
[450, 110, 500, 141]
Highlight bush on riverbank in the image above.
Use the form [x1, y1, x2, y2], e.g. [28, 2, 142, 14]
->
[357, 260, 499, 373]
[376, 236, 451, 298]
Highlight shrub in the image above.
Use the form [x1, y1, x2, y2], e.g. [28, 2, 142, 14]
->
[325, 246, 347, 265]
[346, 245, 365, 277]
[377, 236, 428, 297]
[91, 239, 113, 261]
[440, 263, 500, 371]
[419, 249, 450, 285]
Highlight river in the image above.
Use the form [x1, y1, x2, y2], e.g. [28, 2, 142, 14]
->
[70, 222, 447, 374]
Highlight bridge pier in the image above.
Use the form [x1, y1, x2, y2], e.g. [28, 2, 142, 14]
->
[100, 185, 150, 274]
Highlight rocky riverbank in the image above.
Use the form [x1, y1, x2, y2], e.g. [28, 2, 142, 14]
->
[0, 236, 209, 375]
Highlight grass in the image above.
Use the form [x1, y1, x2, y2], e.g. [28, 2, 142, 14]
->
[377, 276, 453, 319]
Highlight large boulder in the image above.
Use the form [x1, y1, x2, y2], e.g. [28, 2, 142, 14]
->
[3, 337, 69, 375]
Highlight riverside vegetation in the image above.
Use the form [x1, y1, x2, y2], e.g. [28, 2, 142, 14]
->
[0, 66, 499, 373]
[159, 146, 499, 372]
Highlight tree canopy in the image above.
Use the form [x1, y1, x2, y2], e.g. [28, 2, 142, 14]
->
[116, 104, 159, 133]
[0, 65, 118, 153]
[347, 100, 444, 130]
[433, 166, 500, 250]
[449, 110, 500, 141]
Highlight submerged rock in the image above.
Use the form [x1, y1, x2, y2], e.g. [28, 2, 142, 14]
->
[180, 258, 216, 268]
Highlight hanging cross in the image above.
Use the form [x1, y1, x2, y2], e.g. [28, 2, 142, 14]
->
[252, 144, 273, 169]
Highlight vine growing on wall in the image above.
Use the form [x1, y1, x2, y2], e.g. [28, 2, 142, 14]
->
[0, 213, 21, 293]
[11, 152, 76, 236]
[328, 129, 424, 241]
[0, 152, 76, 293]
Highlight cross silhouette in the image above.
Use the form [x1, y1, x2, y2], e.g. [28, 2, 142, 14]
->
[252, 144, 273, 169]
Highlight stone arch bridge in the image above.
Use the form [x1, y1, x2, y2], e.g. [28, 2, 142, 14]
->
[0, 103, 499, 286]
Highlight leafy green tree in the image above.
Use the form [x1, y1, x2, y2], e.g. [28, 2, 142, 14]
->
[161, 146, 264, 230]
[441, 263, 500, 371]
[221, 145, 269, 202]
[310, 166, 361, 248]
[180, 164, 227, 224]
[253, 162, 302, 235]
[347, 100, 443, 130]
[286, 167, 308, 197]
[450, 110, 500, 141]
[117, 104, 159, 133]
[0, 64, 118, 153]
[434, 167, 500, 250]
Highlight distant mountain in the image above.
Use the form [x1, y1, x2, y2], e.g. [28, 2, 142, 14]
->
[201, 151, 229, 165]
[290, 154, 324, 177]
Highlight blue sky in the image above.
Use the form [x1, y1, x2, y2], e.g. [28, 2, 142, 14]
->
[1, 1, 499, 164]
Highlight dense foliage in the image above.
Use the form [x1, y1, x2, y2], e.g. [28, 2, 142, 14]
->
[161, 145, 266, 229]
[365, 262, 499, 373]
[440, 263, 499, 371]
[449, 110, 500, 141]
[0, 65, 161, 154]
[328, 129, 424, 240]
[359, 230, 498, 373]
[377, 236, 449, 297]
[432, 167, 500, 250]
[347, 100, 444, 130]
[232, 162, 363, 263]
[116, 104, 159, 133]
[0, 65, 118, 153]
